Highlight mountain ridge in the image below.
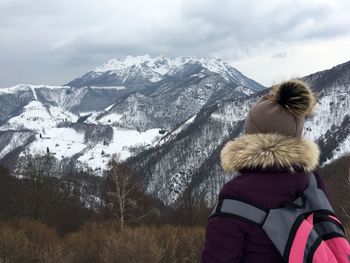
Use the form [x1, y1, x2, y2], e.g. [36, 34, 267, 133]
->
[0, 55, 265, 173]
[0, 57, 349, 206]
[66, 55, 265, 92]
[126, 60, 350, 205]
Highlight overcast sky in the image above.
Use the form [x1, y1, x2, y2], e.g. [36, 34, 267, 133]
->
[1, 0, 350, 87]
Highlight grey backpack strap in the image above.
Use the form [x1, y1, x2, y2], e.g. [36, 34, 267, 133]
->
[210, 173, 319, 224]
[210, 198, 268, 225]
[308, 172, 317, 188]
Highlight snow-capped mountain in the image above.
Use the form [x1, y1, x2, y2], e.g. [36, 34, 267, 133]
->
[1, 56, 349, 207]
[0, 55, 264, 171]
[67, 55, 264, 92]
[127, 60, 350, 205]
[66, 55, 264, 130]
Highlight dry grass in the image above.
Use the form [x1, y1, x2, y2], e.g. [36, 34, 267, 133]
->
[0, 219, 62, 263]
[63, 222, 205, 263]
[344, 224, 350, 240]
[0, 220, 205, 263]
[0, 219, 348, 262]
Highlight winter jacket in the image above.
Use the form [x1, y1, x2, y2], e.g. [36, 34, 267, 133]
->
[201, 133, 329, 263]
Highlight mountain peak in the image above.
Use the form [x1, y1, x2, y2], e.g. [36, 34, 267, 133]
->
[93, 55, 227, 71]
[93, 54, 195, 75]
[68, 55, 265, 91]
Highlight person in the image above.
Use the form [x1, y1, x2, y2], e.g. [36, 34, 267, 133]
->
[201, 80, 330, 262]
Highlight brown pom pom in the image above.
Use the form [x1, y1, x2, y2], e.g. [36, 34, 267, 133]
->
[271, 80, 315, 117]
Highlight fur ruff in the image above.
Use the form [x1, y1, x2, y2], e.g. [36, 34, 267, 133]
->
[220, 133, 320, 172]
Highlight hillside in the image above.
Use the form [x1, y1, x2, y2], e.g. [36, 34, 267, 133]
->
[128, 61, 350, 205]
[0, 55, 264, 172]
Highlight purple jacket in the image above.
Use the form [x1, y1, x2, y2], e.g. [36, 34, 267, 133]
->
[201, 133, 328, 263]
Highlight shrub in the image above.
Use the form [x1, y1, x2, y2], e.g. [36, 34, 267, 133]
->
[62, 222, 205, 263]
[0, 219, 61, 263]
[0, 219, 206, 262]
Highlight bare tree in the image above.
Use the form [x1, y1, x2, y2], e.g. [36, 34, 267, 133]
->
[104, 155, 142, 232]
[176, 183, 210, 226]
[22, 151, 64, 220]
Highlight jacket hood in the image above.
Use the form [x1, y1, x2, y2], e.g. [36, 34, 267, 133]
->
[220, 133, 320, 173]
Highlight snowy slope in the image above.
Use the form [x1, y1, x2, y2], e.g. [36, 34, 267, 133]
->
[1, 57, 349, 208]
[62, 55, 266, 132]
[77, 128, 160, 171]
[303, 86, 349, 141]
[128, 61, 350, 205]
[0, 95, 161, 172]
[327, 134, 350, 164]
[0, 131, 34, 159]
[27, 127, 86, 158]
[1, 52, 267, 172]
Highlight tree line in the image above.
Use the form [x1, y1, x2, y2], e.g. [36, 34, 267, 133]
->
[0, 152, 211, 235]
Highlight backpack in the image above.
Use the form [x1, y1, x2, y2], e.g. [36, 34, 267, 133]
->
[210, 173, 350, 263]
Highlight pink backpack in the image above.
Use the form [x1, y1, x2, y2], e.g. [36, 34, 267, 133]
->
[211, 173, 350, 262]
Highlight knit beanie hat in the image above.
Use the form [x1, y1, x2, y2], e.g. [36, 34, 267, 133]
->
[244, 80, 315, 137]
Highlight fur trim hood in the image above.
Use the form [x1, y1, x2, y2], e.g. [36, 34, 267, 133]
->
[220, 133, 320, 172]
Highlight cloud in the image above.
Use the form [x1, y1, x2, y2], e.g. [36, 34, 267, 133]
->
[0, 0, 350, 87]
[271, 52, 287, 59]
[232, 37, 350, 86]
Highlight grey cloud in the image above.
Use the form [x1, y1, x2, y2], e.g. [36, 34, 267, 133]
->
[0, 0, 350, 87]
[180, 0, 347, 42]
[271, 52, 288, 59]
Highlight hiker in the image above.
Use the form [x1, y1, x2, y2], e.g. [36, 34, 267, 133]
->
[201, 80, 349, 262]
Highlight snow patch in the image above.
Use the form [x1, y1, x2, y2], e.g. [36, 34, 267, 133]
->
[0, 132, 33, 159]
[158, 115, 197, 146]
[0, 100, 77, 131]
[90, 86, 126, 90]
[77, 128, 161, 172]
[0, 84, 69, 94]
[30, 86, 38, 100]
[103, 103, 115, 112]
[27, 128, 86, 159]
[235, 85, 255, 96]
[98, 113, 123, 124]
[303, 87, 350, 141]
[324, 134, 350, 165]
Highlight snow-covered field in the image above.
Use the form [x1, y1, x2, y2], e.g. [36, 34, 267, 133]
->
[25, 126, 161, 172]
[78, 128, 160, 171]
[0, 101, 77, 131]
[26, 127, 86, 159]
[1, 97, 161, 173]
